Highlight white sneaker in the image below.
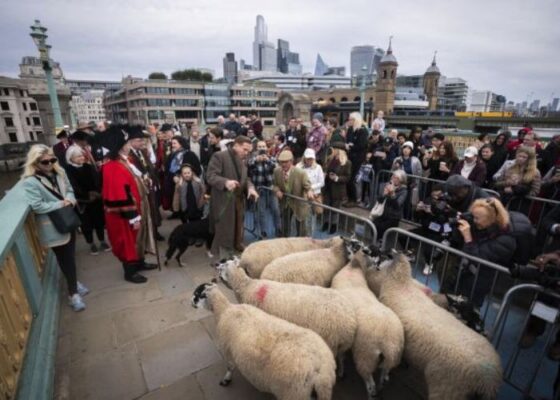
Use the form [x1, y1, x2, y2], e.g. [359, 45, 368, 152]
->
[422, 263, 434, 276]
[69, 293, 86, 312]
[77, 281, 89, 297]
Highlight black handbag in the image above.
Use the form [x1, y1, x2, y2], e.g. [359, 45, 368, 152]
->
[34, 176, 81, 234]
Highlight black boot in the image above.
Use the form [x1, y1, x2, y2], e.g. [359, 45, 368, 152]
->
[138, 259, 158, 271]
[329, 224, 337, 234]
[155, 231, 165, 241]
[123, 262, 148, 283]
[321, 222, 329, 232]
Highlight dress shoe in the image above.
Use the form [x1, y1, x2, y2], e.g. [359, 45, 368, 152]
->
[138, 260, 158, 271]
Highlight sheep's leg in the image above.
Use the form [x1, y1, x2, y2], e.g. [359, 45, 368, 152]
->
[336, 353, 345, 379]
[219, 363, 235, 386]
[365, 375, 378, 399]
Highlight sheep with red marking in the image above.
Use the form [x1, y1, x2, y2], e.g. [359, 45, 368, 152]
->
[331, 250, 405, 399]
[260, 236, 350, 286]
[239, 237, 336, 278]
[191, 283, 336, 400]
[218, 258, 358, 375]
[360, 251, 503, 400]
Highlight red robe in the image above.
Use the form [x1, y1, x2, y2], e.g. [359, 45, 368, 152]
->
[102, 159, 142, 263]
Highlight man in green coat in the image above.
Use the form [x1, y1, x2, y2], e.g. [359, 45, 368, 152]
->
[272, 150, 314, 237]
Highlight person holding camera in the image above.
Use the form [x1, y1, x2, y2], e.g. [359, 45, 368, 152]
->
[248, 141, 281, 237]
[445, 175, 490, 213]
[455, 197, 533, 308]
[370, 170, 408, 240]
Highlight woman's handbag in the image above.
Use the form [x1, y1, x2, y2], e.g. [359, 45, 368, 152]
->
[34, 176, 81, 234]
[48, 205, 81, 234]
[369, 199, 386, 220]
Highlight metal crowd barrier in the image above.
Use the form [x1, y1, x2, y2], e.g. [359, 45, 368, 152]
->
[489, 284, 560, 399]
[371, 169, 500, 225]
[506, 195, 560, 236]
[380, 227, 511, 331]
[246, 186, 377, 243]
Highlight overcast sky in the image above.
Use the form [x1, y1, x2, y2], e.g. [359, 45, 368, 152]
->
[1, 0, 559, 104]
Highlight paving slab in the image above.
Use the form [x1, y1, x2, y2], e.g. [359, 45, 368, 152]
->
[113, 299, 192, 345]
[138, 374, 205, 400]
[69, 343, 147, 400]
[68, 312, 117, 362]
[137, 322, 222, 391]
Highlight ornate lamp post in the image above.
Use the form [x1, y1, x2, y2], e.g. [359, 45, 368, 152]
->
[29, 20, 64, 135]
[359, 65, 368, 118]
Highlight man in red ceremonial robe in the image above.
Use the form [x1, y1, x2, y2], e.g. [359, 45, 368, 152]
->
[101, 125, 157, 283]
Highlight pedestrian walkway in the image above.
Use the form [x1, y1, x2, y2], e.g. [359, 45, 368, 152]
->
[53, 217, 423, 400]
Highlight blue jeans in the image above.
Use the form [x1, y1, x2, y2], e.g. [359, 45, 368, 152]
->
[257, 188, 281, 235]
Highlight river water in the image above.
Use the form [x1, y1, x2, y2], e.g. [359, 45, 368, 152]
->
[0, 170, 22, 199]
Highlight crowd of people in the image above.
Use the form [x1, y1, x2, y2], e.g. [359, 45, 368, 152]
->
[18, 112, 560, 367]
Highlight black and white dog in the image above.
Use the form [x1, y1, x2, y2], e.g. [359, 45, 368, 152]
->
[164, 218, 214, 267]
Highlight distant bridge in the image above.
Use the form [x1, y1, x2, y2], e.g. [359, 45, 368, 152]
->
[386, 114, 560, 133]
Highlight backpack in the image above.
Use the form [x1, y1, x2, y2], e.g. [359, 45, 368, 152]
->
[508, 211, 536, 266]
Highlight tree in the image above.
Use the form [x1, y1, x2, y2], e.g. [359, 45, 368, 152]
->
[148, 72, 167, 80]
[170, 69, 213, 82]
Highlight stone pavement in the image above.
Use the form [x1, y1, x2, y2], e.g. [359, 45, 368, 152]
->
[54, 216, 424, 400]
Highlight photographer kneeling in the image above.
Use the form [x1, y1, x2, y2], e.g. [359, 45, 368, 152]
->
[455, 197, 533, 308]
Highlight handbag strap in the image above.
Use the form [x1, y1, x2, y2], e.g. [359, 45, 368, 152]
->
[33, 175, 64, 200]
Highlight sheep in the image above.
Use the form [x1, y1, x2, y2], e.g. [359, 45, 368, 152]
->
[239, 237, 336, 278]
[331, 250, 405, 399]
[218, 258, 358, 375]
[191, 282, 336, 400]
[260, 236, 350, 286]
[359, 251, 503, 400]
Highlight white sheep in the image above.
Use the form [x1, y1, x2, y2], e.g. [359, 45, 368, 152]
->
[239, 237, 336, 278]
[360, 251, 503, 400]
[218, 259, 358, 375]
[191, 282, 336, 400]
[331, 251, 405, 399]
[260, 236, 349, 286]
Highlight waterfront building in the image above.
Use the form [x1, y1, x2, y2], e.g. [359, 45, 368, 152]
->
[437, 77, 469, 111]
[65, 79, 121, 96]
[0, 76, 44, 144]
[18, 56, 72, 144]
[104, 77, 279, 127]
[239, 70, 351, 91]
[70, 90, 106, 123]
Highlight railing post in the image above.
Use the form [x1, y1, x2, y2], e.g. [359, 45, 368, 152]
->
[12, 233, 43, 315]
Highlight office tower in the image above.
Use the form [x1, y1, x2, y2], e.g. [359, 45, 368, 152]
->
[223, 52, 238, 84]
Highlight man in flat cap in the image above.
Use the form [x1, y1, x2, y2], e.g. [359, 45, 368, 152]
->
[273, 149, 314, 237]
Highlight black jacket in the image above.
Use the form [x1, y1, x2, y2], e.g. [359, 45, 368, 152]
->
[378, 185, 408, 221]
[65, 163, 101, 204]
[449, 184, 490, 213]
[461, 211, 533, 268]
[346, 126, 369, 164]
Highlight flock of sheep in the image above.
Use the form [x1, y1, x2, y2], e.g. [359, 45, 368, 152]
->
[190, 236, 503, 400]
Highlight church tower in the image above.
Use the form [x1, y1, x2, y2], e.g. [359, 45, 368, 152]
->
[423, 51, 441, 111]
[374, 37, 398, 115]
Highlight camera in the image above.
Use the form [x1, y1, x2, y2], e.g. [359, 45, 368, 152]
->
[448, 211, 474, 227]
[258, 149, 267, 155]
[510, 263, 560, 289]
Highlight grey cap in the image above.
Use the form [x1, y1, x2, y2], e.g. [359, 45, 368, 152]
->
[445, 175, 472, 191]
[312, 112, 324, 122]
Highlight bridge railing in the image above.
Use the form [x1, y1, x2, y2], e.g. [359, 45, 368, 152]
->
[0, 181, 61, 400]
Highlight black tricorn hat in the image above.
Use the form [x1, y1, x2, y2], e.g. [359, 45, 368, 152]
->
[126, 125, 149, 140]
[70, 130, 90, 142]
[160, 123, 173, 132]
[98, 124, 130, 159]
[331, 141, 347, 150]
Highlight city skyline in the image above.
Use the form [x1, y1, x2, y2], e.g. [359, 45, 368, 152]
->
[0, 0, 559, 105]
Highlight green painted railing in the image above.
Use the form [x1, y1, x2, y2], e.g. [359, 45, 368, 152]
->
[0, 180, 60, 400]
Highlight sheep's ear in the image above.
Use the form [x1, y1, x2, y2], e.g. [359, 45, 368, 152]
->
[211, 278, 218, 283]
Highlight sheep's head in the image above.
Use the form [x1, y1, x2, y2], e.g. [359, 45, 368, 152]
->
[216, 257, 243, 289]
[341, 236, 364, 259]
[364, 249, 412, 292]
[191, 282, 218, 310]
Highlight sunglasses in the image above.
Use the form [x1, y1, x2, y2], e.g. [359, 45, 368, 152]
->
[39, 158, 58, 166]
